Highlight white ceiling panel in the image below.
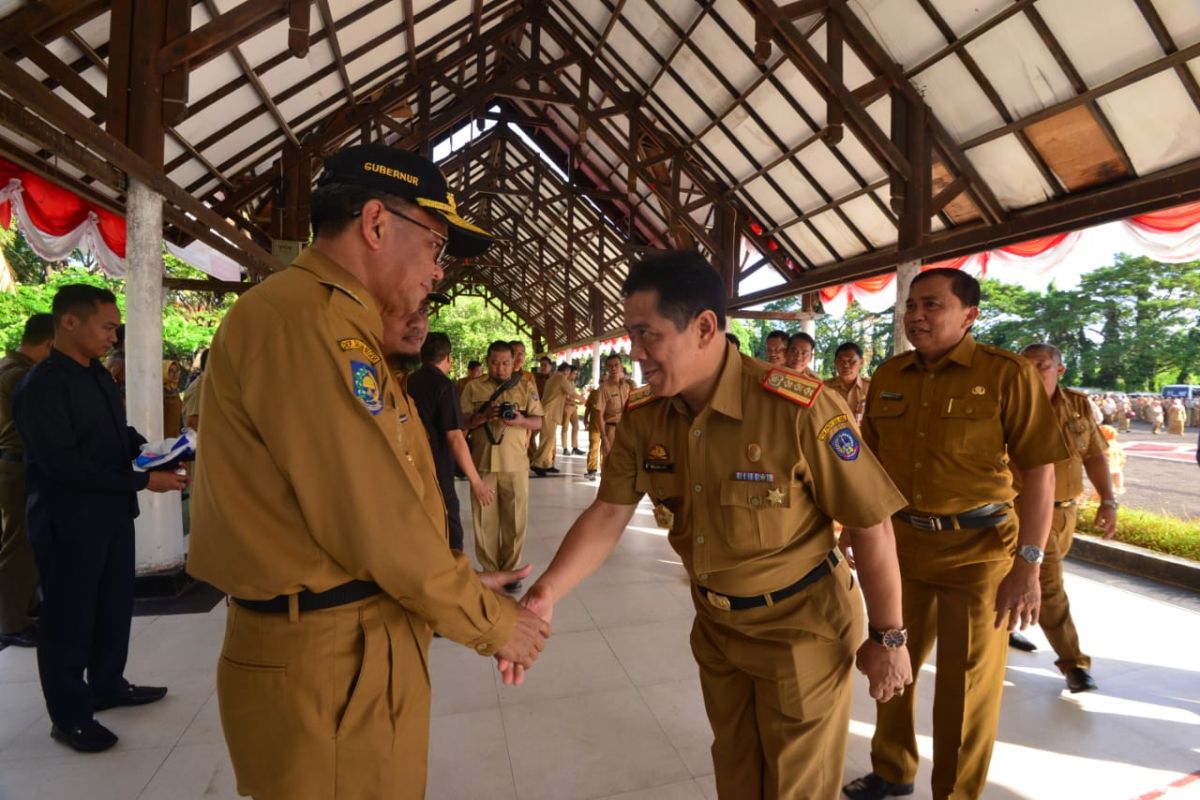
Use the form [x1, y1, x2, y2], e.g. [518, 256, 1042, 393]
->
[1035, 0, 1161, 87]
[966, 135, 1056, 209]
[1098, 71, 1200, 174]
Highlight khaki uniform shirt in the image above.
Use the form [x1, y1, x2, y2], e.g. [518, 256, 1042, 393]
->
[460, 376, 544, 472]
[598, 345, 906, 596]
[596, 379, 632, 425]
[824, 374, 870, 423]
[584, 388, 603, 433]
[541, 372, 573, 408]
[0, 351, 35, 454]
[187, 248, 516, 654]
[180, 370, 205, 423]
[1046, 388, 1105, 501]
[861, 335, 1066, 516]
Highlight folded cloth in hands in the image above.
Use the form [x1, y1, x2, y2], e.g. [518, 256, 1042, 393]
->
[134, 429, 196, 472]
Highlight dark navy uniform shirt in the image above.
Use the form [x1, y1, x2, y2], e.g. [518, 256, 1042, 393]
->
[13, 348, 149, 536]
[406, 363, 465, 501]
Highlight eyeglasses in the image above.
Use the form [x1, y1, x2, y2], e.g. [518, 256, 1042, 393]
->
[355, 204, 449, 263]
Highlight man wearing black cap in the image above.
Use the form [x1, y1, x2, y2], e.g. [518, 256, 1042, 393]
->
[188, 145, 551, 800]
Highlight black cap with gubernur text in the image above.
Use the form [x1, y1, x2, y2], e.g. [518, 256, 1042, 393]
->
[318, 144, 494, 258]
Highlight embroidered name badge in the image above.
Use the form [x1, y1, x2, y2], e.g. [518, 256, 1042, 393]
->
[339, 338, 382, 364]
[644, 443, 674, 473]
[880, 391, 904, 401]
[351, 360, 384, 415]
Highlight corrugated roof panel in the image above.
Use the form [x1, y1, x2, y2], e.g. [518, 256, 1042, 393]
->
[690, 15, 757, 89]
[417, 0, 474, 46]
[699, 126, 755, 183]
[1155, 0, 1200, 47]
[1035, 0, 1161, 87]
[339, 4, 405, 57]
[174, 84, 260, 143]
[839, 116, 890, 185]
[745, 80, 811, 148]
[726, 116, 779, 172]
[778, 215, 836, 265]
[965, 14, 1075, 120]
[1097, 71, 1200, 174]
[772, 57, 827, 125]
[794, 142, 860, 200]
[808, 208, 869, 259]
[926, 0, 1009, 38]
[607, 8, 673, 84]
[850, 0, 946, 71]
[916, 54, 1006, 142]
[276, 72, 346, 123]
[187, 52, 253, 107]
[652, 72, 712, 132]
[839, 193, 896, 248]
[966, 135, 1055, 208]
[740, 173, 801, 223]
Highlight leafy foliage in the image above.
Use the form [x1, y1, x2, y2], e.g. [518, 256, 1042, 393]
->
[426, 293, 525, 378]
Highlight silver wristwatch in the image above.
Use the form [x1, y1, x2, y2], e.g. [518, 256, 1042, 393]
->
[1100, 498, 1119, 509]
[868, 626, 908, 649]
[1017, 544, 1045, 565]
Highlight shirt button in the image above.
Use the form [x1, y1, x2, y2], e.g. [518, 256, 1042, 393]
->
[692, 429, 702, 438]
[914, 493, 923, 501]
[696, 536, 704, 544]
[914, 462, 921, 468]
[750, 496, 761, 507]
[698, 573, 709, 582]
[922, 402, 929, 408]
[693, 484, 703, 493]
[918, 431, 926, 437]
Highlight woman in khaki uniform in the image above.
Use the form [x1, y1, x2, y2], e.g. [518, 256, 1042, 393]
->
[188, 146, 549, 800]
[505, 252, 913, 800]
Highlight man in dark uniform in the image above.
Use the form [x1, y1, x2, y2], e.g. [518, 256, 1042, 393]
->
[14, 285, 187, 753]
[0, 313, 54, 648]
[407, 330, 496, 553]
[844, 269, 1066, 800]
[508, 251, 913, 799]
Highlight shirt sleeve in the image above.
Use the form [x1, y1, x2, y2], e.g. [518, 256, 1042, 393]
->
[444, 381, 465, 432]
[237, 302, 517, 654]
[1004, 360, 1070, 470]
[524, 385, 544, 418]
[596, 414, 644, 506]
[13, 372, 151, 494]
[797, 390, 907, 528]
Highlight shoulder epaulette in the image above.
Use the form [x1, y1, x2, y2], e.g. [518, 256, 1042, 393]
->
[762, 367, 822, 407]
[625, 384, 656, 411]
[977, 343, 1028, 366]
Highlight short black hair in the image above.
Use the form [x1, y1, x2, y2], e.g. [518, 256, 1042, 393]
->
[604, 353, 623, 365]
[725, 332, 740, 348]
[508, 340, 525, 351]
[310, 182, 412, 239]
[21, 313, 54, 345]
[421, 331, 452, 364]
[556, 362, 570, 372]
[52, 284, 117, 328]
[621, 249, 726, 331]
[835, 341, 863, 359]
[788, 332, 815, 348]
[467, 359, 481, 370]
[488, 340, 513, 358]
[765, 329, 788, 344]
[910, 267, 981, 308]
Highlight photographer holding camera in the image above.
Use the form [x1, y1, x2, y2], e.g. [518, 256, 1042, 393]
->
[460, 341, 543, 591]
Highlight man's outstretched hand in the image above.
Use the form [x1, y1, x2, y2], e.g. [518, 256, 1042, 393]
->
[493, 605, 550, 680]
[478, 564, 532, 594]
[497, 583, 555, 686]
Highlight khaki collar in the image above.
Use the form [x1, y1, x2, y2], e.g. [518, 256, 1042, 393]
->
[290, 247, 379, 319]
[902, 333, 977, 372]
[670, 342, 744, 422]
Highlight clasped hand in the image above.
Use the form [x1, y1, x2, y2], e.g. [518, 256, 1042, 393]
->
[476, 567, 552, 686]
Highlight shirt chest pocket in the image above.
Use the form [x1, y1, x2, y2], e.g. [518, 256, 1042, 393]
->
[940, 397, 1000, 453]
[866, 399, 908, 451]
[718, 479, 800, 555]
[1067, 417, 1090, 451]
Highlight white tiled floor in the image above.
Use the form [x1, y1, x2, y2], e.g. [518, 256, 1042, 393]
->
[1, 454, 1198, 800]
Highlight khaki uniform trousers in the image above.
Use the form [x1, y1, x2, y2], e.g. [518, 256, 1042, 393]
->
[561, 405, 580, 451]
[691, 557, 863, 800]
[871, 517, 1015, 800]
[1039, 504, 1089, 672]
[532, 398, 565, 469]
[0, 460, 37, 634]
[586, 428, 603, 473]
[471, 471, 528, 572]
[217, 594, 432, 800]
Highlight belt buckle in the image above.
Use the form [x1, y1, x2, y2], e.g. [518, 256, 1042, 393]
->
[706, 590, 732, 611]
[910, 514, 939, 531]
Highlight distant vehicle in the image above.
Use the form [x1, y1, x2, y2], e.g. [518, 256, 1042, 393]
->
[1162, 384, 1200, 400]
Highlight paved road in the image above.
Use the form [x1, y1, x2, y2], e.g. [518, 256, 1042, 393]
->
[1105, 421, 1198, 519]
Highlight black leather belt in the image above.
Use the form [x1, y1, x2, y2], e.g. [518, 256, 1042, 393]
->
[699, 550, 839, 611]
[1054, 499, 1077, 508]
[232, 580, 382, 614]
[0, 450, 22, 463]
[896, 503, 1009, 532]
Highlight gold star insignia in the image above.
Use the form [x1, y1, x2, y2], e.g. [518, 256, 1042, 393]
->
[766, 487, 785, 506]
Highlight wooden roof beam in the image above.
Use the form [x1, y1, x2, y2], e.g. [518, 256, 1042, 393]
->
[156, 0, 290, 75]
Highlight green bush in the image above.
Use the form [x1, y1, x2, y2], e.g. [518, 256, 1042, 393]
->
[1076, 501, 1200, 561]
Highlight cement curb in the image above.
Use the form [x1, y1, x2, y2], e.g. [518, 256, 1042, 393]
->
[1068, 534, 1200, 592]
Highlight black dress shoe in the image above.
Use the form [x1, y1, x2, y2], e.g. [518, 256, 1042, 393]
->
[563, 447, 571, 456]
[1008, 631, 1037, 652]
[1065, 668, 1098, 693]
[531, 467, 548, 477]
[94, 684, 168, 711]
[547, 466, 561, 473]
[503, 581, 523, 594]
[51, 720, 118, 753]
[0, 627, 37, 648]
[585, 470, 597, 479]
[572, 448, 585, 455]
[843, 773, 915, 800]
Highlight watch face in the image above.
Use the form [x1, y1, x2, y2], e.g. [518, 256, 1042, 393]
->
[1018, 545, 1044, 564]
[882, 630, 907, 648]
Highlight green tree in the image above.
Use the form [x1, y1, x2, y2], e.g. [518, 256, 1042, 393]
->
[426, 292, 525, 378]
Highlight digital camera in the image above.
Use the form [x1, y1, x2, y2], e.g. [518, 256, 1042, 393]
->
[497, 401, 518, 421]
